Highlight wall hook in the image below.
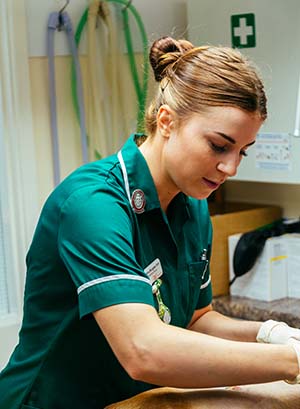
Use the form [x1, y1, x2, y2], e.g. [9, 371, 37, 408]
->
[58, 0, 70, 31]
[59, 0, 70, 15]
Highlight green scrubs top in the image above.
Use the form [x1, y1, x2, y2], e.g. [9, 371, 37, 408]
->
[0, 134, 213, 409]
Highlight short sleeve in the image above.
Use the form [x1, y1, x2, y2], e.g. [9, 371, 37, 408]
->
[58, 185, 154, 318]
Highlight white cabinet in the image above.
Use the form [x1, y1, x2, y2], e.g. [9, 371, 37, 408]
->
[187, 0, 300, 183]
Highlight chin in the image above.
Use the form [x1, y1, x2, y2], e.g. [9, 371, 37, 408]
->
[185, 189, 212, 200]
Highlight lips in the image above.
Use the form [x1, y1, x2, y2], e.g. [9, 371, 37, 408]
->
[203, 177, 223, 189]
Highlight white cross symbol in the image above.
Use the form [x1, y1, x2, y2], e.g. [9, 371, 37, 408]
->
[234, 17, 253, 45]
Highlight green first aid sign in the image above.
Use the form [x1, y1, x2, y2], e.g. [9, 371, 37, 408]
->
[231, 13, 256, 48]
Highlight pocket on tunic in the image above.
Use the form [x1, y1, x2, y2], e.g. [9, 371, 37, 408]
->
[186, 260, 209, 323]
[188, 260, 208, 283]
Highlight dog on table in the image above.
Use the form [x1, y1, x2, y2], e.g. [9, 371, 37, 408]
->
[105, 382, 300, 409]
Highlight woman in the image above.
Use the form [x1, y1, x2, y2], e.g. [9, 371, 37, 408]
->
[1, 36, 300, 409]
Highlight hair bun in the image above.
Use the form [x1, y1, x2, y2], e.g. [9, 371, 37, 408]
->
[149, 36, 194, 82]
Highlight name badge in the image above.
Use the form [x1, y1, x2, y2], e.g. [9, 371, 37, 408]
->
[144, 258, 163, 284]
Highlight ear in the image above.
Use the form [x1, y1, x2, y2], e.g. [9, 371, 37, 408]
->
[156, 105, 175, 138]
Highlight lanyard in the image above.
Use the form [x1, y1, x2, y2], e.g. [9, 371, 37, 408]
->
[47, 11, 88, 186]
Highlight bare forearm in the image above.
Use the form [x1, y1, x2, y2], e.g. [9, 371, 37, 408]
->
[134, 324, 297, 388]
[189, 310, 262, 342]
[95, 304, 297, 390]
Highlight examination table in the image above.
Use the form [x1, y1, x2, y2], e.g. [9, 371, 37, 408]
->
[105, 381, 300, 408]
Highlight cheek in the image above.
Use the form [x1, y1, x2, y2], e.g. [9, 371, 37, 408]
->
[188, 145, 213, 168]
[164, 137, 187, 166]
[165, 133, 213, 174]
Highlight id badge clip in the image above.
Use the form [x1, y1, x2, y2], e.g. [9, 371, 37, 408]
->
[144, 258, 171, 324]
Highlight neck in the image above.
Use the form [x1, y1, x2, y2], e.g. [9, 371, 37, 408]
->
[138, 134, 179, 212]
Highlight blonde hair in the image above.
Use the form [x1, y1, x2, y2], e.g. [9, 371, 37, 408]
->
[145, 36, 267, 135]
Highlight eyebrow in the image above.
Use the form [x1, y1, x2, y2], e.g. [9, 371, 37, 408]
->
[216, 132, 256, 147]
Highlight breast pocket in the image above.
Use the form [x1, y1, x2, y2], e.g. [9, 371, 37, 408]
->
[186, 260, 209, 324]
[188, 260, 209, 283]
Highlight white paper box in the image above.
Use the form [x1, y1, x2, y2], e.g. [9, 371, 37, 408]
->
[229, 234, 288, 301]
[284, 234, 300, 298]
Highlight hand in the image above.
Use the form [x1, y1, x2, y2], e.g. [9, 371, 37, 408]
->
[256, 320, 300, 345]
[257, 320, 300, 384]
[285, 340, 300, 384]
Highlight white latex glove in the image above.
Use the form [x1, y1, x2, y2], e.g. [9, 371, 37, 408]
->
[256, 320, 300, 344]
[257, 320, 300, 384]
[285, 340, 300, 384]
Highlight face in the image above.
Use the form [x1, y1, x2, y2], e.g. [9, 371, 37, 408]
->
[159, 105, 263, 200]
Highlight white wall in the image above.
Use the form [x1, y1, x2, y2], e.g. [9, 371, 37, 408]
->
[26, 0, 188, 57]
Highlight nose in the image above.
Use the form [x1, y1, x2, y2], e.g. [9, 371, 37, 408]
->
[216, 154, 240, 177]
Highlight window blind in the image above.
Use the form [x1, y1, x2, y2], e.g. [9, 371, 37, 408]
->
[0, 204, 9, 316]
[0, 0, 39, 324]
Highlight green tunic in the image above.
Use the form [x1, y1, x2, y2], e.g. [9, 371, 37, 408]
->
[0, 135, 213, 409]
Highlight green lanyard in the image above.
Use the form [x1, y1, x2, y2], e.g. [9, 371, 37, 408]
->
[152, 279, 171, 324]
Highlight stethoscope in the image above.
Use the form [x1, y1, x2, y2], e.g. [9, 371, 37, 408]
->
[117, 149, 171, 324]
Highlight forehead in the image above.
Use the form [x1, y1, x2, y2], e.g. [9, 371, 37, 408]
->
[181, 106, 262, 143]
[185, 106, 259, 124]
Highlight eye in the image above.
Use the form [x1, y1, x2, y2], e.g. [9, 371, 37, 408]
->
[211, 142, 249, 158]
[210, 142, 227, 154]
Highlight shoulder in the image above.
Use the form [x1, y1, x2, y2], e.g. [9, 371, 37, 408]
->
[50, 155, 127, 209]
[38, 155, 133, 233]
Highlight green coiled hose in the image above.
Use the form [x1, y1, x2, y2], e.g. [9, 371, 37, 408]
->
[71, 0, 149, 153]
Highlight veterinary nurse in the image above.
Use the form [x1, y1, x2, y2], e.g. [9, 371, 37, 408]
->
[1, 36, 300, 409]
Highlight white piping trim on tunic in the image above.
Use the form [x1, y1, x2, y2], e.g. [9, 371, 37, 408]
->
[77, 274, 152, 294]
[117, 150, 131, 202]
[200, 275, 211, 290]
